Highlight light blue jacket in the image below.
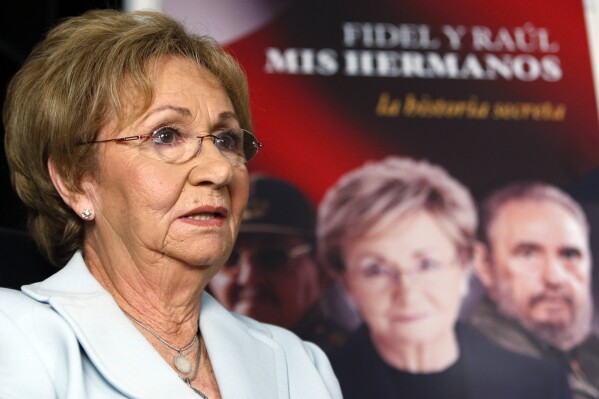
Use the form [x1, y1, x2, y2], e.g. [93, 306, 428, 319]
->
[0, 252, 342, 399]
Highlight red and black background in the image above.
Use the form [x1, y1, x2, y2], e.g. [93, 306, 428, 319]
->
[166, 0, 599, 327]
[1, 0, 599, 328]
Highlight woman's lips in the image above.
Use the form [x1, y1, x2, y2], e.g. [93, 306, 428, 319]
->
[179, 206, 228, 226]
[392, 313, 428, 323]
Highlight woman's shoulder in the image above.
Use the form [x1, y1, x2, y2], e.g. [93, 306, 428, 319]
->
[207, 292, 339, 365]
[230, 310, 324, 354]
[0, 286, 51, 317]
[218, 311, 342, 398]
[2, 286, 59, 316]
[0, 286, 80, 350]
[0, 287, 86, 398]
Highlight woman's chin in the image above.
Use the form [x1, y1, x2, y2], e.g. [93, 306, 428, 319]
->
[159, 249, 226, 271]
[382, 319, 447, 345]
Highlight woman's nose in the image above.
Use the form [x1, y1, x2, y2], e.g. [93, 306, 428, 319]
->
[390, 272, 420, 304]
[187, 140, 234, 188]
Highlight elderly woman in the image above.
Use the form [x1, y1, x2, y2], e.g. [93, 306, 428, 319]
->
[317, 156, 570, 399]
[0, 10, 340, 399]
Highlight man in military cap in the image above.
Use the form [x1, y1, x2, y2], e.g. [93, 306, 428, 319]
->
[209, 174, 358, 352]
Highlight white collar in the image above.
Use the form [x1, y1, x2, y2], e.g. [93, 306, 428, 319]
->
[23, 251, 286, 398]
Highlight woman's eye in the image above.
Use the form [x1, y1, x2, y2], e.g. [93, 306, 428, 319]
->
[214, 130, 241, 152]
[362, 263, 386, 277]
[151, 127, 181, 145]
[418, 258, 440, 272]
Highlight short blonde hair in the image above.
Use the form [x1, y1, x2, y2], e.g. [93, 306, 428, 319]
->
[317, 156, 477, 273]
[4, 10, 251, 267]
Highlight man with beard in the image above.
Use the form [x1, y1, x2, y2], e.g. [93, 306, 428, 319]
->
[209, 174, 359, 352]
[470, 181, 599, 399]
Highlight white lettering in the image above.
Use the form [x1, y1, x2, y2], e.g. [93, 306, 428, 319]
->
[541, 56, 562, 81]
[459, 54, 486, 79]
[441, 25, 467, 50]
[265, 48, 339, 75]
[342, 22, 439, 49]
[472, 24, 560, 53]
[512, 55, 541, 81]
[484, 54, 513, 80]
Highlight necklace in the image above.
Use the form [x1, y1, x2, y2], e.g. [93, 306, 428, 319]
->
[184, 340, 209, 399]
[122, 311, 209, 397]
[123, 311, 198, 375]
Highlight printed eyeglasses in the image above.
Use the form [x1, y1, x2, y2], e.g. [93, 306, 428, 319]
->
[82, 126, 263, 165]
[349, 257, 459, 289]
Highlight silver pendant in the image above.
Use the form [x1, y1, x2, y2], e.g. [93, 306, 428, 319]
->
[174, 353, 193, 374]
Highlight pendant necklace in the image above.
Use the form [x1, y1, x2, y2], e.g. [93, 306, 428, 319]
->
[123, 311, 209, 397]
[184, 339, 208, 399]
[123, 311, 198, 374]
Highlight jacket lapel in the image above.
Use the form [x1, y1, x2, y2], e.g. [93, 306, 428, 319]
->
[200, 295, 287, 399]
[23, 252, 285, 399]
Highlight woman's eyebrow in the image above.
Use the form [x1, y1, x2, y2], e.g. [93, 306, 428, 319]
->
[211, 112, 240, 129]
[144, 107, 239, 131]
[148, 105, 192, 117]
[216, 111, 238, 122]
[147, 108, 237, 122]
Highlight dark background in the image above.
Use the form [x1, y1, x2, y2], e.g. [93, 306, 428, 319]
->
[0, 0, 122, 231]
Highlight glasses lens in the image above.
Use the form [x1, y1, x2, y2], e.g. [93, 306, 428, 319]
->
[143, 128, 260, 164]
[148, 127, 187, 162]
[242, 130, 262, 161]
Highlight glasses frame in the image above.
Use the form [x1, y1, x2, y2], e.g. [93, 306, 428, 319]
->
[81, 128, 263, 163]
[347, 258, 461, 289]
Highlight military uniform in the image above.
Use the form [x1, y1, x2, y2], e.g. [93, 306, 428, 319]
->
[469, 296, 599, 399]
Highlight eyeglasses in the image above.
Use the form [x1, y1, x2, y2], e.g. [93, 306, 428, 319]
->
[347, 258, 458, 290]
[81, 126, 263, 164]
[224, 243, 312, 274]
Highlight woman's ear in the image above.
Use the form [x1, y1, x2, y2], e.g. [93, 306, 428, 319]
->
[48, 157, 94, 220]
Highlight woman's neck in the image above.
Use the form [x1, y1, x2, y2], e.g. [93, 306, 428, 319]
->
[371, 329, 460, 373]
[81, 237, 222, 397]
[82, 239, 204, 345]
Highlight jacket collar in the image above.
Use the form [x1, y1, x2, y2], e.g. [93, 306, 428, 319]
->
[23, 251, 286, 399]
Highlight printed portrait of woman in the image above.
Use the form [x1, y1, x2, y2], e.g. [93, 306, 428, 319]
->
[317, 156, 571, 399]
